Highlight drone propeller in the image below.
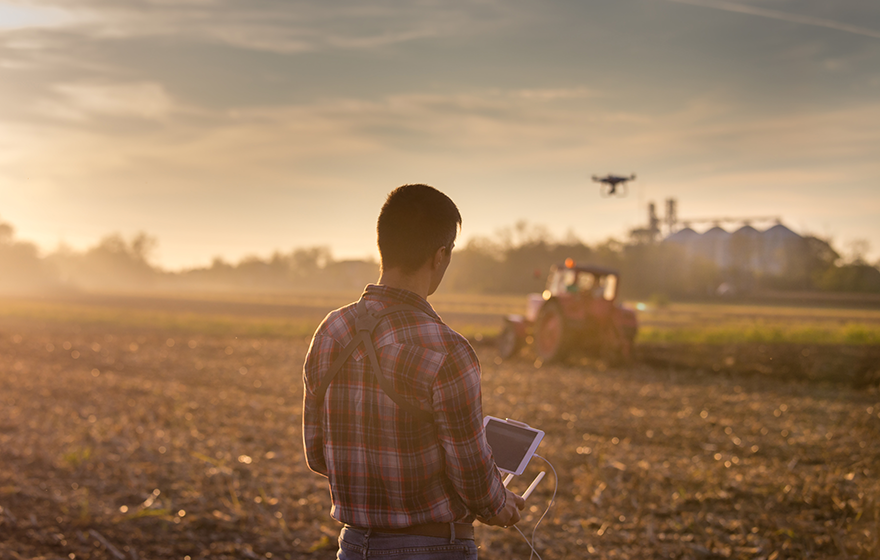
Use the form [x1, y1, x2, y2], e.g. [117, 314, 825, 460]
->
[593, 173, 635, 197]
[599, 183, 628, 197]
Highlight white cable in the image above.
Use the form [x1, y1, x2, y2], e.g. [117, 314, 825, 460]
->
[511, 454, 557, 560]
[513, 525, 542, 560]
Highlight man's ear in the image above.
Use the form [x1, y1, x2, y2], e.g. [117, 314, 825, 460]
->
[431, 245, 447, 269]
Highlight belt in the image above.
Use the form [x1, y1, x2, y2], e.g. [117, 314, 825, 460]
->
[347, 522, 475, 541]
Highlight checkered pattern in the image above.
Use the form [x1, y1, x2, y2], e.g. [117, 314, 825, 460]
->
[302, 284, 506, 528]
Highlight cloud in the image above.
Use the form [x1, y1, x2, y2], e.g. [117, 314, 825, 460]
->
[0, 2, 75, 29]
[665, 0, 880, 40]
[34, 81, 176, 121]
[12, 0, 521, 53]
[6, 85, 879, 192]
[3, 83, 879, 266]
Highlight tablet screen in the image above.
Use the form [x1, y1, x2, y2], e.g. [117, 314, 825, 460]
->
[484, 418, 542, 474]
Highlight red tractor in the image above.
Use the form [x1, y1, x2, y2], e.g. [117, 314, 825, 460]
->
[498, 259, 638, 363]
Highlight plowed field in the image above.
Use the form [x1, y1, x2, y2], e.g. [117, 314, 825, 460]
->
[1, 297, 878, 559]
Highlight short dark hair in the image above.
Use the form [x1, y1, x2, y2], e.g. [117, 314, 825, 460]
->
[377, 184, 461, 273]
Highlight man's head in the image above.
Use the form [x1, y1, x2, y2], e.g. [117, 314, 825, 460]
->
[377, 184, 461, 278]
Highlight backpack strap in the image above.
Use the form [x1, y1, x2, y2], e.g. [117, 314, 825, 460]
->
[315, 298, 435, 424]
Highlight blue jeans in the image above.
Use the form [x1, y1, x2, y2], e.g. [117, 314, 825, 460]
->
[336, 526, 478, 560]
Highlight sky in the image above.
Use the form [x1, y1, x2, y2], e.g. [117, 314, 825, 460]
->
[1, 0, 878, 270]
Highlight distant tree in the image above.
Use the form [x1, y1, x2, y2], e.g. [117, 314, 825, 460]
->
[290, 247, 333, 283]
[803, 235, 842, 291]
[211, 256, 233, 270]
[3, 215, 876, 297]
[844, 239, 872, 265]
[815, 263, 880, 292]
[0, 221, 13, 244]
[754, 235, 839, 291]
[319, 260, 380, 291]
[47, 232, 160, 290]
[0, 218, 58, 293]
[442, 236, 500, 293]
[494, 221, 554, 251]
[805, 235, 840, 268]
[444, 224, 598, 294]
[622, 239, 720, 299]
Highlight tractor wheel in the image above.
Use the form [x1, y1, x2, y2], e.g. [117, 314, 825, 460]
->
[621, 326, 637, 363]
[534, 302, 569, 362]
[600, 339, 625, 366]
[601, 325, 634, 366]
[497, 322, 522, 360]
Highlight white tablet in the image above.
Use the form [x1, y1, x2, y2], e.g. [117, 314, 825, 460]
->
[483, 416, 545, 476]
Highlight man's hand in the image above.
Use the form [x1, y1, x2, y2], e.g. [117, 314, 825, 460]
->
[483, 490, 526, 528]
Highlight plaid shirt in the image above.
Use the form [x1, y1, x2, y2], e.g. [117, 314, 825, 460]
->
[302, 284, 506, 528]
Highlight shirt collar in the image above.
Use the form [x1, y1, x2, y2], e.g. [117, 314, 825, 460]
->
[361, 284, 440, 320]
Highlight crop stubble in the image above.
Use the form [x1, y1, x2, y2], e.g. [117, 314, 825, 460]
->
[1, 316, 878, 559]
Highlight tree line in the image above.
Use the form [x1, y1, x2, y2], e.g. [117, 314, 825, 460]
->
[1, 217, 878, 298]
[441, 222, 880, 298]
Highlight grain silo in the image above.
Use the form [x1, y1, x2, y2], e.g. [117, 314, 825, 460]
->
[696, 226, 732, 269]
[761, 223, 803, 276]
[730, 224, 762, 273]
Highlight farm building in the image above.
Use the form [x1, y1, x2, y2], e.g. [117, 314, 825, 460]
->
[664, 222, 805, 277]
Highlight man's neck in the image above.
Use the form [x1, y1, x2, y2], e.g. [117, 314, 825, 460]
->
[377, 267, 432, 300]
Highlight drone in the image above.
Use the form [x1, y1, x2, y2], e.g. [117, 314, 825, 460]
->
[592, 173, 636, 197]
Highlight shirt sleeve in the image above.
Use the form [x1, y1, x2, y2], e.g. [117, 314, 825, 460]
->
[302, 333, 330, 478]
[432, 338, 507, 520]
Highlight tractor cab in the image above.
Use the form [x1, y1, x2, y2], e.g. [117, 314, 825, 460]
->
[503, 259, 637, 363]
[544, 260, 619, 301]
[525, 260, 620, 324]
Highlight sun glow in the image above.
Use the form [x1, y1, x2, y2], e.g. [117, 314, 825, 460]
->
[0, 2, 75, 29]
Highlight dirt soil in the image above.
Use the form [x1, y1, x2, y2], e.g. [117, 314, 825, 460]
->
[638, 342, 880, 388]
[1, 317, 879, 559]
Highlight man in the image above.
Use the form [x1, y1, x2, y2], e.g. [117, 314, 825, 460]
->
[302, 184, 524, 559]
